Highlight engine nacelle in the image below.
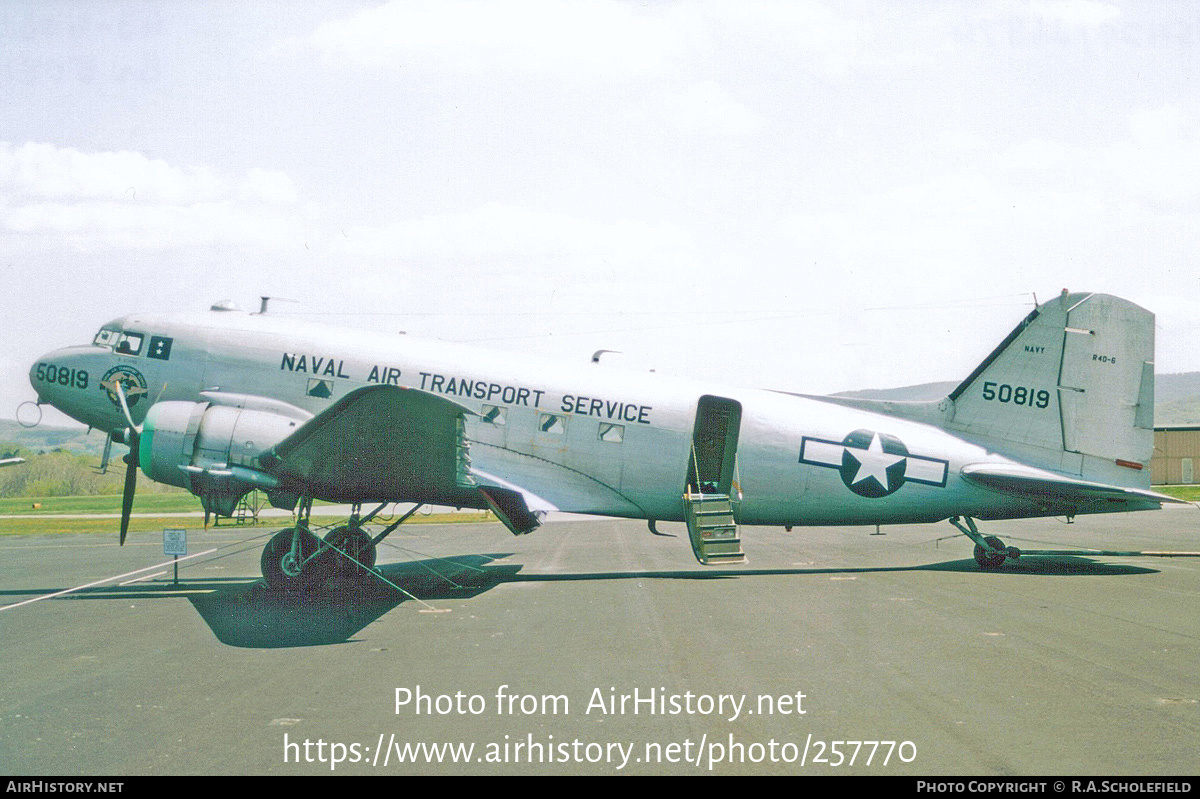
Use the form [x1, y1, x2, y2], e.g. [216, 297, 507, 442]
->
[139, 400, 303, 515]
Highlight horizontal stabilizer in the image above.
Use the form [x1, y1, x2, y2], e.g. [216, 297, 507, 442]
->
[961, 463, 1187, 507]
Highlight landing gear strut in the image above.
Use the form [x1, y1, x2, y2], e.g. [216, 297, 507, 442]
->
[949, 516, 1021, 570]
[259, 499, 426, 591]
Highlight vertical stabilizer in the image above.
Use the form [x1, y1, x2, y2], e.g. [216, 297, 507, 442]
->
[944, 292, 1155, 487]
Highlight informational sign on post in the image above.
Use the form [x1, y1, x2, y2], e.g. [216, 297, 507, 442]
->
[163, 528, 187, 556]
[164, 528, 187, 585]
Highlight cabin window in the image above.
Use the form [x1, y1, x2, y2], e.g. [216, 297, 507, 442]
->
[114, 332, 144, 355]
[481, 405, 507, 426]
[307, 378, 333, 398]
[598, 423, 624, 443]
[538, 413, 566, 435]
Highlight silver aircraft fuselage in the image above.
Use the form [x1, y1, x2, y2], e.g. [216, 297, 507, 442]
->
[30, 309, 1067, 527]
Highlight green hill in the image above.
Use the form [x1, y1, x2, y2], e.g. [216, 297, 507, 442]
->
[0, 421, 179, 499]
[0, 419, 108, 457]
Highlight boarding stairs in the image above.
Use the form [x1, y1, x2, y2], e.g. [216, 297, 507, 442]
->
[683, 491, 745, 565]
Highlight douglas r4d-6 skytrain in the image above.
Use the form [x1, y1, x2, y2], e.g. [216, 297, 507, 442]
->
[28, 291, 1183, 590]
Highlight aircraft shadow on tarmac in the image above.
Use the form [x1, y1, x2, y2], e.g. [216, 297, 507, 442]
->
[5, 553, 1157, 649]
[180, 553, 1160, 648]
[514, 556, 1158, 582]
[185, 554, 523, 648]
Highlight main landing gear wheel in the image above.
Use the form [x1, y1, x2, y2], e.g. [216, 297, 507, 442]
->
[974, 535, 1009, 570]
[261, 526, 325, 591]
[950, 517, 1020, 571]
[324, 524, 377, 580]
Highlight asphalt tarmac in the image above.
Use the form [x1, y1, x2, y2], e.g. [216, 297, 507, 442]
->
[2, 507, 1198, 776]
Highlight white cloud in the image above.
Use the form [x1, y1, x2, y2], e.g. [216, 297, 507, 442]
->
[938, 129, 990, 153]
[1128, 104, 1186, 145]
[692, 0, 861, 73]
[998, 138, 1068, 171]
[1053, 106, 1200, 205]
[0, 142, 304, 250]
[776, 110, 1200, 343]
[340, 202, 694, 266]
[0, 143, 299, 207]
[935, 107, 1196, 216]
[2, 201, 302, 251]
[0, 142, 226, 204]
[776, 168, 1141, 313]
[781, 173, 1009, 267]
[238, 168, 300, 206]
[1024, 0, 1121, 27]
[300, 0, 684, 76]
[666, 82, 765, 137]
[292, 0, 867, 79]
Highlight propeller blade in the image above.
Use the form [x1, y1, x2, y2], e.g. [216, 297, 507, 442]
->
[119, 427, 139, 546]
[113, 381, 140, 433]
[112, 380, 145, 546]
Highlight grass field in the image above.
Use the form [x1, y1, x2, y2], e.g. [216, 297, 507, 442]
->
[0, 515, 216, 537]
[0, 511, 492, 535]
[1156, 484, 1200, 502]
[0, 492, 494, 536]
[0, 511, 493, 536]
[0, 493, 204, 516]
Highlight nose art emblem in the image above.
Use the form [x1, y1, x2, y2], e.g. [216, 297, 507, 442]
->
[100, 365, 149, 408]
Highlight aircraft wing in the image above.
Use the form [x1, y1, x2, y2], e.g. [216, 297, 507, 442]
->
[467, 442, 644, 518]
[258, 384, 635, 534]
[960, 463, 1188, 509]
[261, 384, 478, 504]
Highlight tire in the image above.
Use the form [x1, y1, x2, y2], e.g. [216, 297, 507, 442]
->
[324, 525, 377, 581]
[973, 535, 1008, 570]
[261, 526, 322, 591]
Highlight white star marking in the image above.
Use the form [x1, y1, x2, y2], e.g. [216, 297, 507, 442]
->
[849, 433, 906, 490]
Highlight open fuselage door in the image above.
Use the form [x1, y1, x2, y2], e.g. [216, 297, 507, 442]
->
[684, 395, 745, 565]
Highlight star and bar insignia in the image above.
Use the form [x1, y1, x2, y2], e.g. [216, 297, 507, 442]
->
[800, 428, 948, 498]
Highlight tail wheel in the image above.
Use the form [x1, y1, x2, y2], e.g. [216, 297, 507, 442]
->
[324, 524, 377, 580]
[973, 535, 1008, 570]
[261, 526, 324, 591]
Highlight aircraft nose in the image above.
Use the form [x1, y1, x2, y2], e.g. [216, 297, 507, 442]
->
[29, 346, 106, 421]
[30, 350, 57, 400]
[31, 348, 79, 400]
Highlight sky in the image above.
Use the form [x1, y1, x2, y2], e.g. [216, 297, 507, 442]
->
[3, 0, 1199, 427]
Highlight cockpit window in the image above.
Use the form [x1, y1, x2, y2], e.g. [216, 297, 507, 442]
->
[93, 328, 146, 355]
[114, 332, 144, 355]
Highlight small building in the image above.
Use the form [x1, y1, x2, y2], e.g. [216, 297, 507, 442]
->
[1152, 426, 1200, 485]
